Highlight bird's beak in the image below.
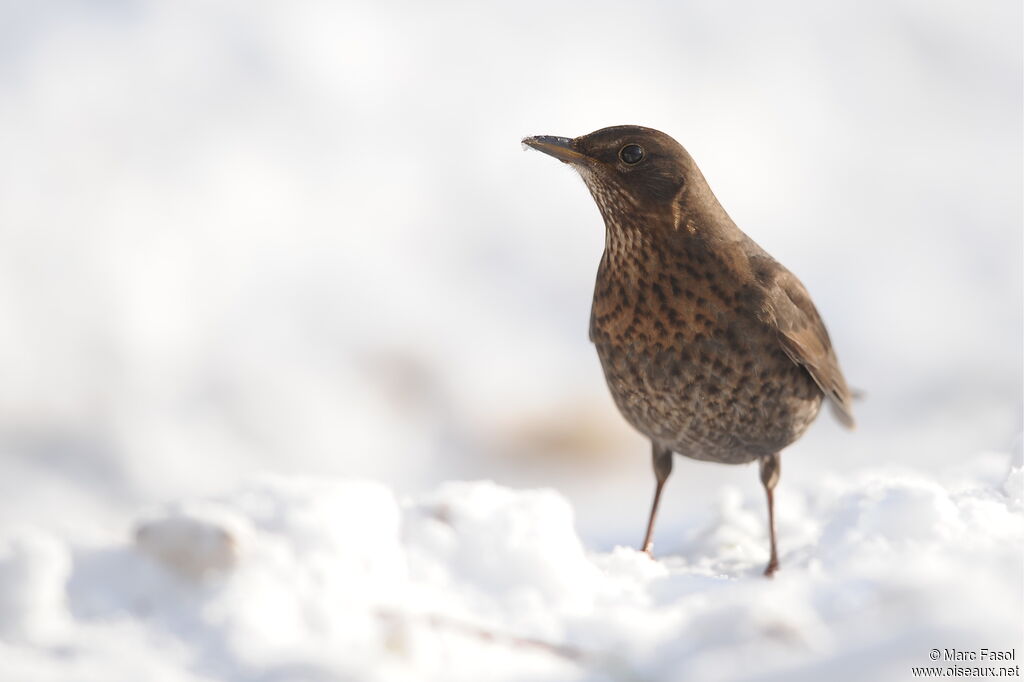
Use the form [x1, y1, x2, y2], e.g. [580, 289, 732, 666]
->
[522, 135, 589, 165]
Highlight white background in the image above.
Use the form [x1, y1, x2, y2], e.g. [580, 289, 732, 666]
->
[0, 0, 1019, 548]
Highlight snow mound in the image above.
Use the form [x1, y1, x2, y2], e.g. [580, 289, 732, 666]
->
[1, 465, 1021, 682]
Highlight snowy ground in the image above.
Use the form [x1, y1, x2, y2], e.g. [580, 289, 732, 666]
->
[2, 454, 1020, 682]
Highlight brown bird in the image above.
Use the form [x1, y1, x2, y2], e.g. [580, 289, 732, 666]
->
[523, 126, 854, 576]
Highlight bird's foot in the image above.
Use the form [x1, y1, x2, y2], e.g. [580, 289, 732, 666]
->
[763, 558, 779, 578]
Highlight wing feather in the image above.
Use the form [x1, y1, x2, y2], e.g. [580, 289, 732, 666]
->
[763, 269, 855, 429]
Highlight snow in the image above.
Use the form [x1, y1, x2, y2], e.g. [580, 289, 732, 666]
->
[1, 461, 1020, 682]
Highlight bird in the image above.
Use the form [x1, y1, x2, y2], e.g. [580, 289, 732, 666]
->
[522, 125, 854, 576]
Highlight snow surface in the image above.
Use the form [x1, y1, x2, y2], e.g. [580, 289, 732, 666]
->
[1, 459, 1020, 682]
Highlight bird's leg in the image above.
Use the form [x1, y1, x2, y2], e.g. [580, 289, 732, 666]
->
[760, 452, 781, 577]
[641, 444, 674, 556]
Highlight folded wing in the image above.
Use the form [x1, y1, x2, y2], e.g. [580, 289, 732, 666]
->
[763, 269, 855, 429]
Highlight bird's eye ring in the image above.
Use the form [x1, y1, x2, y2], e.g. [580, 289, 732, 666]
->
[619, 144, 644, 165]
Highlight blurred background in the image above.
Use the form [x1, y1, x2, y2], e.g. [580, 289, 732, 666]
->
[0, 0, 1020, 549]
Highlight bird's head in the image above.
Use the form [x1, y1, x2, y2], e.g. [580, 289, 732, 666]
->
[523, 125, 706, 226]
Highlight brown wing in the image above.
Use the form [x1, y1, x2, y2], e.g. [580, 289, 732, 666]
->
[763, 269, 856, 429]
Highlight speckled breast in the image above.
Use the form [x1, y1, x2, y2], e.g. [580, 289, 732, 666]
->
[588, 245, 823, 464]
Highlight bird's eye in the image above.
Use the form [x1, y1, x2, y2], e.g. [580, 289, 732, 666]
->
[619, 144, 644, 165]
